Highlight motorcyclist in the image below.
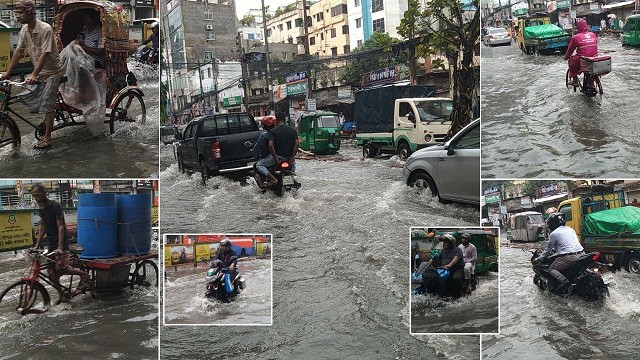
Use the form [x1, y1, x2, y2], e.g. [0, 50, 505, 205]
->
[139, 21, 159, 64]
[252, 116, 277, 189]
[255, 111, 299, 187]
[535, 213, 584, 294]
[458, 233, 477, 291]
[564, 18, 598, 87]
[209, 238, 238, 277]
[432, 234, 465, 297]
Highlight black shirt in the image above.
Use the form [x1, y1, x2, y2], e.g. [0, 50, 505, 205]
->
[435, 246, 464, 271]
[213, 249, 238, 267]
[268, 124, 297, 158]
[38, 201, 68, 251]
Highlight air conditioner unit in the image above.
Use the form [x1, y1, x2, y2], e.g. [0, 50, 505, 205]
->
[206, 25, 214, 30]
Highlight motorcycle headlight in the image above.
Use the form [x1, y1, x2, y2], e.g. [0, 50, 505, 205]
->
[206, 269, 214, 276]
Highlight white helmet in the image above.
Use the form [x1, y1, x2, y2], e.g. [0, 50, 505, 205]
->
[150, 21, 159, 29]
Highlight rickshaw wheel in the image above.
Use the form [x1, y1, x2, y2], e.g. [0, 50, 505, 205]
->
[109, 90, 146, 134]
[133, 260, 158, 287]
[0, 113, 21, 149]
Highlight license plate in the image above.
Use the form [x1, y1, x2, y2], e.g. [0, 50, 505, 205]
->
[601, 272, 614, 284]
[282, 175, 294, 186]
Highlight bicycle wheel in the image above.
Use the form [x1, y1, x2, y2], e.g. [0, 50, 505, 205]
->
[134, 259, 158, 287]
[594, 76, 603, 95]
[109, 90, 146, 134]
[0, 280, 50, 315]
[0, 113, 21, 149]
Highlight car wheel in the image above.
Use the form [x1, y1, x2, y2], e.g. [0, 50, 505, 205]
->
[397, 142, 411, 160]
[409, 172, 438, 197]
[200, 162, 209, 185]
[178, 158, 185, 174]
[627, 254, 640, 274]
[363, 144, 377, 158]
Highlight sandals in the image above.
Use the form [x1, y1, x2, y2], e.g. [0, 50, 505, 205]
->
[73, 284, 90, 296]
[33, 140, 51, 150]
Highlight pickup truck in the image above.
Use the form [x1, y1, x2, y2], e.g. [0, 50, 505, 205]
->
[558, 189, 640, 274]
[175, 113, 263, 185]
[517, 15, 570, 55]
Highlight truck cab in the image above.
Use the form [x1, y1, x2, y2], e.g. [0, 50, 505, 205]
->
[517, 15, 569, 55]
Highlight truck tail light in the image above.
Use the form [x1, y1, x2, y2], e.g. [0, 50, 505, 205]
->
[213, 141, 221, 159]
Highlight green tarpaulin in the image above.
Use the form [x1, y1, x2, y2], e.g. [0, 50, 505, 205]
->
[524, 24, 566, 39]
[584, 206, 640, 235]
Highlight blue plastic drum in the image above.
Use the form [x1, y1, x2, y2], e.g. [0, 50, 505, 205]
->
[116, 194, 152, 256]
[77, 193, 118, 259]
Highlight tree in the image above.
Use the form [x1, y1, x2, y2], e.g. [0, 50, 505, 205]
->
[398, 0, 480, 137]
[339, 32, 408, 85]
[240, 13, 255, 27]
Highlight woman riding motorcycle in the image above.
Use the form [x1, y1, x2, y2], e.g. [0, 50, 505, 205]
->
[564, 18, 598, 87]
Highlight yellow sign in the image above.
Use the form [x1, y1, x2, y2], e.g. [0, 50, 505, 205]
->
[164, 246, 172, 266]
[256, 242, 271, 257]
[0, 28, 31, 73]
[195, 243, 209, 262]
[0, 211, 33, 251]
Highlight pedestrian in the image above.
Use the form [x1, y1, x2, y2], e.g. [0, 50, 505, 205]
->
[0, 0, 63, 149]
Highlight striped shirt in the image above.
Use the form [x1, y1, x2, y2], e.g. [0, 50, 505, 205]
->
[82, 26, 103, 65]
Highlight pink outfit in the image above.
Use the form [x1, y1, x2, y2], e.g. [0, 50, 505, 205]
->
[564, 19, 598, 79]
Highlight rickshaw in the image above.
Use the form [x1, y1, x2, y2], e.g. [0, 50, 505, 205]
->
[297, 112, 341, 154]
[0, 0, 145, 149]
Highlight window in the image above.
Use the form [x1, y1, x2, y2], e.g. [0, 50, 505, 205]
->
[267, 29, 272, 37]
[286, 21, 292, 30]
[315, 12, 324, 22]
[239, 114, 258, 131]
[206, 31, 215, 40]
[454, 124, 480, 149]
[354, 0, 360, 6]
[204, 51, 212, 60]
[331, 28, 336, 38]
[331, 47, 337, 57]
[295, 18, 303, 27]
[320, 32, 324, 40]
[343, 45, 350, 54]
[227, 115, 240, 134]
[247, 33, 255, 40]
[357, 39, 362, 47]
[215, 117, 228, 135]
[372, 18, 385, 33]
[204, 10, 213, 20]
[355, 18, 361, 28]
[201, 118, 218, 136]
[559, 205, 572, 221]
[342, 25, 349, 34]
[372, 0, 384, 12]
[278, 24, 283, 31]
[310, 36, 316, 45]
[184, 124, 196, 139]
[330, 4, 347, 17]
[207, 68, 211, 77]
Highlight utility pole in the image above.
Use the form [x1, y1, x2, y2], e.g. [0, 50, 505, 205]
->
[302, 0, 313, 109]
[261, 0, 273, 114]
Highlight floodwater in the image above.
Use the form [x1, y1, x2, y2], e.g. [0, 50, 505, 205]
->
[411, 271, 499, 334]
[481, 36, 640, 178]
[0, 251, 159, 359]
[0, 63, 159, 178]
[482, 245, 640, 359]
[164, 258, 272, 325]
[159, 141, 481, 359]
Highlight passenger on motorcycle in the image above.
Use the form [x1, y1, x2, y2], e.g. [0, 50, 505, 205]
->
[535, 213, 584, 293]
[564, 18, 598, 87]
[458, 233, 477, 288]
[433, 234, 465, 297]
[255, 111, 299, 187]
[209, 238, 238, 277]
[252, 116, 277, 189]
[139, 21, 159, 64]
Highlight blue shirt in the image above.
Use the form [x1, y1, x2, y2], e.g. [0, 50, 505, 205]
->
[251, 131, 270, 159]
[539, 226, 584, 260]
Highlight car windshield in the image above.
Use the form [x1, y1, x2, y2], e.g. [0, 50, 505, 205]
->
[415, 100, 453, 123]
[490, 28, 507, 34]
[528, 214, 544, 224]
[317, 115, 340, 127]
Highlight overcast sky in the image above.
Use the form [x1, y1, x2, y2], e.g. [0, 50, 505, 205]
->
[235, 0, 295, 20]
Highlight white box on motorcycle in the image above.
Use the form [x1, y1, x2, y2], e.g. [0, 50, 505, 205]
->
[580, 56, 611, 75]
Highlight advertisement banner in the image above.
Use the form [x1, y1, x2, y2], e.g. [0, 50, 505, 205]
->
[168, 244, 194, 265]
[361, 65, 400, 88]
[164, 246, 172, 266]
[285, 71, 307, 84]
[195, 243, 210, 262]
[286, 82, 307, 96]
[485, 194, 501, 204]
[223, 96, 242, 107]
[0, 210, 33, 251]
[337, 86, 352, 100]
[256, 242, 271, 257]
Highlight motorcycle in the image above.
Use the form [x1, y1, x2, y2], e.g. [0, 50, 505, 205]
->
[531, 243, 614, 301]
[133, 44, 158, 66]
[412, 263, 473, 298]
[252, 160, 301, 196]
[204, 266, 246, 303]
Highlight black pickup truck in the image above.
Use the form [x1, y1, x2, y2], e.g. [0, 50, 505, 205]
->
[175, 113, 263, 185]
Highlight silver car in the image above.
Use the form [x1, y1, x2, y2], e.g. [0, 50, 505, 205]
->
[483, 27, 511, 46]
[402, 118, 480, 205]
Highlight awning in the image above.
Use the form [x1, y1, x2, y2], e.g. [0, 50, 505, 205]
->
[533, 193, 569, 205]
[602, 0, 634, 9]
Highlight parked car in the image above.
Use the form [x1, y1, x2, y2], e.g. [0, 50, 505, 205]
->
[402, 118, 480, 205]
[483, 27, 511, 46]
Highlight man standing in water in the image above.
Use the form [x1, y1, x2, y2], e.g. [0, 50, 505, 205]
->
[0, 0, 63, 149]
[31, 184, 90, 296]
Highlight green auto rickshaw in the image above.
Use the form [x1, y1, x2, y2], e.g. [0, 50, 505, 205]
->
[622, 14, 640, 46]
[297, 112, 342, 154]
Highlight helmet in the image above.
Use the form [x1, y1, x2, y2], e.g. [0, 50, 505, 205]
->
[219, 238, 231, 248]
[440, 234, 456, 245]
[150, 21, 159, 29]
[261, 116, 277, 129]
[546, 213, 566, 233]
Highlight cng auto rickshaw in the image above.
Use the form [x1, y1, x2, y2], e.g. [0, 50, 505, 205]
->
[297, 112, 341, 154]
[509, 211, 545, 242]
[622, 14, 640, 46]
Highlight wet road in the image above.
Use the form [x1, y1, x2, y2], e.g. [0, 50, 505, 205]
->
[159, 141, 481, 359]
[481, 37, 640, 178]
[0, 251, 158, 359]
[164, 259, 272, 325]
[0, 64, 159, 178]
[411, 271, 499, 334]
[482, 245, 640, 359]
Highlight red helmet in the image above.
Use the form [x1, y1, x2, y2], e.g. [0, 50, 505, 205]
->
[261, 116, 277, 128]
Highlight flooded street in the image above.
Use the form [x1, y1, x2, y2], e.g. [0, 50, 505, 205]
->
[0, 251, 159, 359]
[481, 37, 640, 178]
[164, 259, 272, 325]
[411, 271, 499, 334]
[482, 245, 640, 359]
[0, 64, 159, 178]
[159, 141, 481, 359]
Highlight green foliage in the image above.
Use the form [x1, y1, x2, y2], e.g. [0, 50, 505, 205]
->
[240, 13, 255, 27]
[274, 3, 298, 18]
[338, 32, 408, 85]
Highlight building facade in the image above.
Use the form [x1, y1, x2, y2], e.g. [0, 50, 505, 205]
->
[308, 0, 351, 57]
[347, 0, 409, 49]
[264, 2, 306, 55]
